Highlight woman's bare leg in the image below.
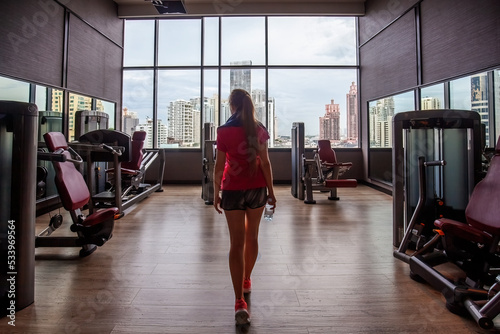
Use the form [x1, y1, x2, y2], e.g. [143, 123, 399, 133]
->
[224, 209, 246, 299]
[244, 206, 264, 280]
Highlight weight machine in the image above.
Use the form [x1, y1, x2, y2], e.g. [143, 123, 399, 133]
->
[201, 122, 216, 205]
[72, 129, 165, 216]
[0, 101, 38, 313]
[391, 110, 500, 330]
[291, 122, 357, 204]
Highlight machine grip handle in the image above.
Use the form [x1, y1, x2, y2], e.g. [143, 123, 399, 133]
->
[100, 143, 123, 156]
[37, 151, 67, 162]
[424, 160, 446, 167]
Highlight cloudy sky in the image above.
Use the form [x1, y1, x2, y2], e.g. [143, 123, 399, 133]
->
[123, 16, 357, 136]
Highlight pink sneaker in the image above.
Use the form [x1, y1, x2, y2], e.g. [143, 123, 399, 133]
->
[234, 298, 250, 325]
[243, 278, 252, 294]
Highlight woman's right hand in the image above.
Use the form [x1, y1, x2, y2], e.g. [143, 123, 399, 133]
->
[267, 193, 277, 210]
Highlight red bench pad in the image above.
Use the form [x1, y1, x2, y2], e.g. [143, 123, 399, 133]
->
[324, 179, 358, 188]
[434, 218, 493, 245]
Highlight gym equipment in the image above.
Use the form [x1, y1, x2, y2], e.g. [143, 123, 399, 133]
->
[291, 122, 305, 199]
[36, 132, 116, 257]
[104, 130, 163, 202]
[392, 109, 483, 248]
[74, 110, 109, 139]
[393, 156, 446, 263]
[291, 122, 357, 203]
[201, 122, 216, 205]
[408, 136, 500, 330]
[0, 101, 38, 313]
[73, 129, 165, 215]
[37, 111, 63, 200]
[302, 140, 357, 204]
[75, 111, 110, 195]
[201, 140, 216, 205]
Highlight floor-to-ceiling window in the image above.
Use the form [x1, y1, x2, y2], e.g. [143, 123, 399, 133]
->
[122, 16, 358, 149]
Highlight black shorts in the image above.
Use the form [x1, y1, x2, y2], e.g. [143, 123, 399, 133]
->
[220, 187, 267, 211]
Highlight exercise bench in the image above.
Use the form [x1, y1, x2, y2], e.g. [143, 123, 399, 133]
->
[302, 140, 357, 204]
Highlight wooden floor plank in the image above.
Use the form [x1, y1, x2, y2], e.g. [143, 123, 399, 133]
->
[3, 184, 498, 333]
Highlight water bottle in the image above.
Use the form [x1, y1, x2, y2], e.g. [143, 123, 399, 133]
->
[264, 199, 274, 221]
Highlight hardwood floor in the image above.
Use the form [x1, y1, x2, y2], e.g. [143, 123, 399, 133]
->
[5, 185, 498, 333]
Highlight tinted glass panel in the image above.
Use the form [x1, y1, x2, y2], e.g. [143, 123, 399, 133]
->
[268, 17, 357, 65]
[421, 83, 444, 110]
[269, 69, 358, 148]
[122, 70, 154, 147]
[0, 77, 29, 102]
[369, 90, 414, 148]
[221, 17, 265, 66]
[124, 20, 155, 67]
[158, 19, 201, 66]
[157, 70, 201, 148]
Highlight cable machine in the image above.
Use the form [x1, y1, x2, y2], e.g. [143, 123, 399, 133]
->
[392, 109, 483, 249]
[0, 101, 38, 314]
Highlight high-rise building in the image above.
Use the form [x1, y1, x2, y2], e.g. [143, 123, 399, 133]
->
[252, 89, 266, 123]
[230, 60, 252, 93]
[122, 108, 139, 136]
[133, 117, 168, 148]
[167, 99, 200, 147]
[471, 73, 489, 143]
[369, 97, 395, 148]
[268, 96, 277, 146]
[320, 99, 341, 140]
[421, 96, 441, 110]
[346, 82, 358, 141]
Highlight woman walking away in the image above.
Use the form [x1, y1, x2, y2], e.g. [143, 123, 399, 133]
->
[213, 89, 276, 326]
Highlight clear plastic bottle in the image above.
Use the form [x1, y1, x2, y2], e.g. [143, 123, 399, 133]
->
[264, 199, 274, 221]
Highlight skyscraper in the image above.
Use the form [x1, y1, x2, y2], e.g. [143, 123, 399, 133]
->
[421, 96, 441, 110]
[230, 60, 252, 93]
[320, 99, 340, 140]
[167, 99, 200, 147]
[369, 97, 394, 148]
[346, 82, 358, 141]
[122, 108, 139, 136]
[471, 73, 489, 143]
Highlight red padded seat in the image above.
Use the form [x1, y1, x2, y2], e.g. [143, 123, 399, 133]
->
[324, 179, 358, 188]
[435, 136, 500, 239]
[44, 132, 90, 211]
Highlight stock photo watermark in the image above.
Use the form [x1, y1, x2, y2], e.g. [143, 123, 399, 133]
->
[8, 0, 74, 54]
[6, 219, 16, 327]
